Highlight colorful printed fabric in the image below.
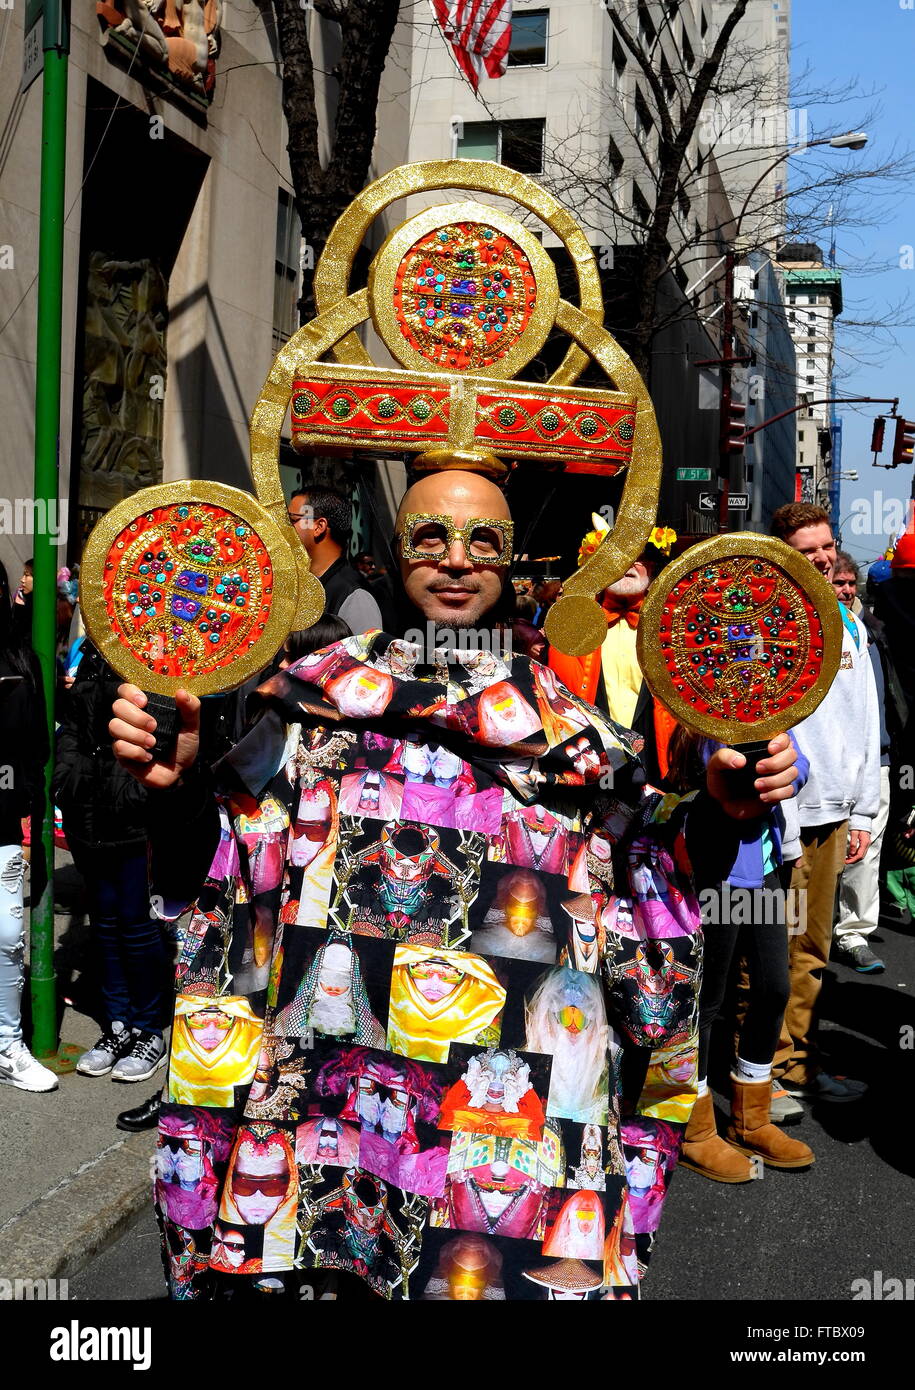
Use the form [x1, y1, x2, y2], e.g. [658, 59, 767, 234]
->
[153, 633, 706, 1301]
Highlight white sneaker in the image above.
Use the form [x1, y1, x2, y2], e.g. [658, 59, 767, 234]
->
[0, 1040, 59, 1092]
[111, 1030, 167, 1083]
[76, 1020, 133, 1076]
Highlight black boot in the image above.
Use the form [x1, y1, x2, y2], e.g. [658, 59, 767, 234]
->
[116, 1091, 162, 1132]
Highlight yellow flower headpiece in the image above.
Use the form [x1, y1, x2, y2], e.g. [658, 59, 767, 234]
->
[577, 515, 677, 568]
[649, 525, 678, 557]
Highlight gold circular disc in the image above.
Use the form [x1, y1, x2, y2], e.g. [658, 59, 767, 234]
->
[636, 533, 844, 745]
[368, 202, 559, 379]
[544, 592, 609, 657]
[79, 481, 302, 696]
[314, 159, 602, 386]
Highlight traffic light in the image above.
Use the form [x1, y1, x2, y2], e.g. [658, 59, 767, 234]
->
[892, 416, 915, 467]
[870, 417, 885, 455]
[726, 400, 746, 454]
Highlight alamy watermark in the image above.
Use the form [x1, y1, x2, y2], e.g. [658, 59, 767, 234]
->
[0, 1277, 69, 1300]
[0, 497, 67, 544]
[698, 102, 809, 152]
[699, 883, 807, 937]
[850, 1270, 914, 1300]
[401, 620, 513, 663]
[49, 1320, 151, 1370]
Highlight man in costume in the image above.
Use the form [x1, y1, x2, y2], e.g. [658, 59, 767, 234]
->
[111, 464, 800, 1300]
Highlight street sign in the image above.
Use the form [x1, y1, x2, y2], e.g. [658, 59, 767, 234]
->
[22, 0, 43, 94]
[729, 492, 750, 510]
[676, 467, 712, 481]
[21, 0, 69, 93]
[698, 491, 716, 512]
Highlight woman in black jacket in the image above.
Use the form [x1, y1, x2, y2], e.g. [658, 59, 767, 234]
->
[53, 644, 169, 1085]
[0, 560, 57, 1092]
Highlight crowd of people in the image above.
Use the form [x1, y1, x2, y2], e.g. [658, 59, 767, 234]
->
[0, 482, 909, 1299]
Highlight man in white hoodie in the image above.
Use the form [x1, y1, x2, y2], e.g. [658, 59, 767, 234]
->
[769, 505, 881, 1103]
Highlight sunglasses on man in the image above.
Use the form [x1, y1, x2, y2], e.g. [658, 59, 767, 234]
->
[397, 513, 514, 566]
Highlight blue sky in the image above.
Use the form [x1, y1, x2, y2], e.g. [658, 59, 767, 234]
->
[790, 0, 915, 562]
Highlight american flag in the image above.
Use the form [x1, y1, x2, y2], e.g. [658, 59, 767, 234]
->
[429, 0, 513, 93]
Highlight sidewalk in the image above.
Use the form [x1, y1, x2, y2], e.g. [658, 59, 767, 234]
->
[0, 850, 160, 1284]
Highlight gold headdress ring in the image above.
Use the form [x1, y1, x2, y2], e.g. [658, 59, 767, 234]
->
[80, 160, 664, 708]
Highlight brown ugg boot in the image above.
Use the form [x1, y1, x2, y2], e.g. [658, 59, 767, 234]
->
[726, 1076, 815, 1169]
[680, 1090, 755, 1183]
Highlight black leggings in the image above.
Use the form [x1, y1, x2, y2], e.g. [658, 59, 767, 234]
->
[697, 873, 791, 1080]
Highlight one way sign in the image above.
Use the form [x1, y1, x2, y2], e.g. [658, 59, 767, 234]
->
[728, 492, 750, 510]
[698, 491, 716, 512]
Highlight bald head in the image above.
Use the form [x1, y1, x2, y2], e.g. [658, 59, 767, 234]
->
[394, 469, 512, 630]
[395, 470, 511, 533]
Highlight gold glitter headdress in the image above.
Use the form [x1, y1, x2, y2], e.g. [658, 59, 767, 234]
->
[81, 161, 667, 685]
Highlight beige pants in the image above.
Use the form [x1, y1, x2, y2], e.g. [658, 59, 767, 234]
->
[772, 820, 848, 1085]
[834, 766, 890, 947]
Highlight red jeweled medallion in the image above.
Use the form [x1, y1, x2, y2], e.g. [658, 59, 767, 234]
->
[98, 502, 275, 683]
[637, 536, 844, 744]
[391, 220, 538, 372]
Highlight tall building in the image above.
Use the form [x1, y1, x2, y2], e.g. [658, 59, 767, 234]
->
[397, 1, 797, 540]
[777, 243, 843, 512]
[711, 0, 792, 250]
[739, 252, 797, 529]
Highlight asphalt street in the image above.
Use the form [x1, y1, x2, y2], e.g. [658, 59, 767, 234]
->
[69, 913, 915, 1303]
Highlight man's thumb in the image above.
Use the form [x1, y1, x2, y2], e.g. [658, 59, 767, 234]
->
[175, 688, 201, 729]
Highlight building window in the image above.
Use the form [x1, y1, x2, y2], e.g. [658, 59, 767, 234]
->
[637, 2, 656, 47]
[607, 134, 624, 180]
[274, 187, 301, 349]
[682, 31, 695, 71]
[457, 121, 499, 160]
[507, 9, 548, 66]
[677, 183, 690, 218]
[660, 57, 676, 104]
[806, 375, 815, 385]
[701, 8, 709, 36]
[632, 183, 651, 225]
[501, 118, 545, 172]
[634, 87, 654, 140]
[611, 37, 626, 93]
[457, 119, 545, 173]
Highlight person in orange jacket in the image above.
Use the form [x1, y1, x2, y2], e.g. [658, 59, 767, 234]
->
[548, 519, 678, 785]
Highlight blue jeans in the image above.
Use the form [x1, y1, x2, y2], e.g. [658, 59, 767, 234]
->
[0, 844, 26, 1048]
[75, 844, 168, 1036]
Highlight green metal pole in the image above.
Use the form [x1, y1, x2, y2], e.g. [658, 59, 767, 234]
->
[29, 7, 69, 1061]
